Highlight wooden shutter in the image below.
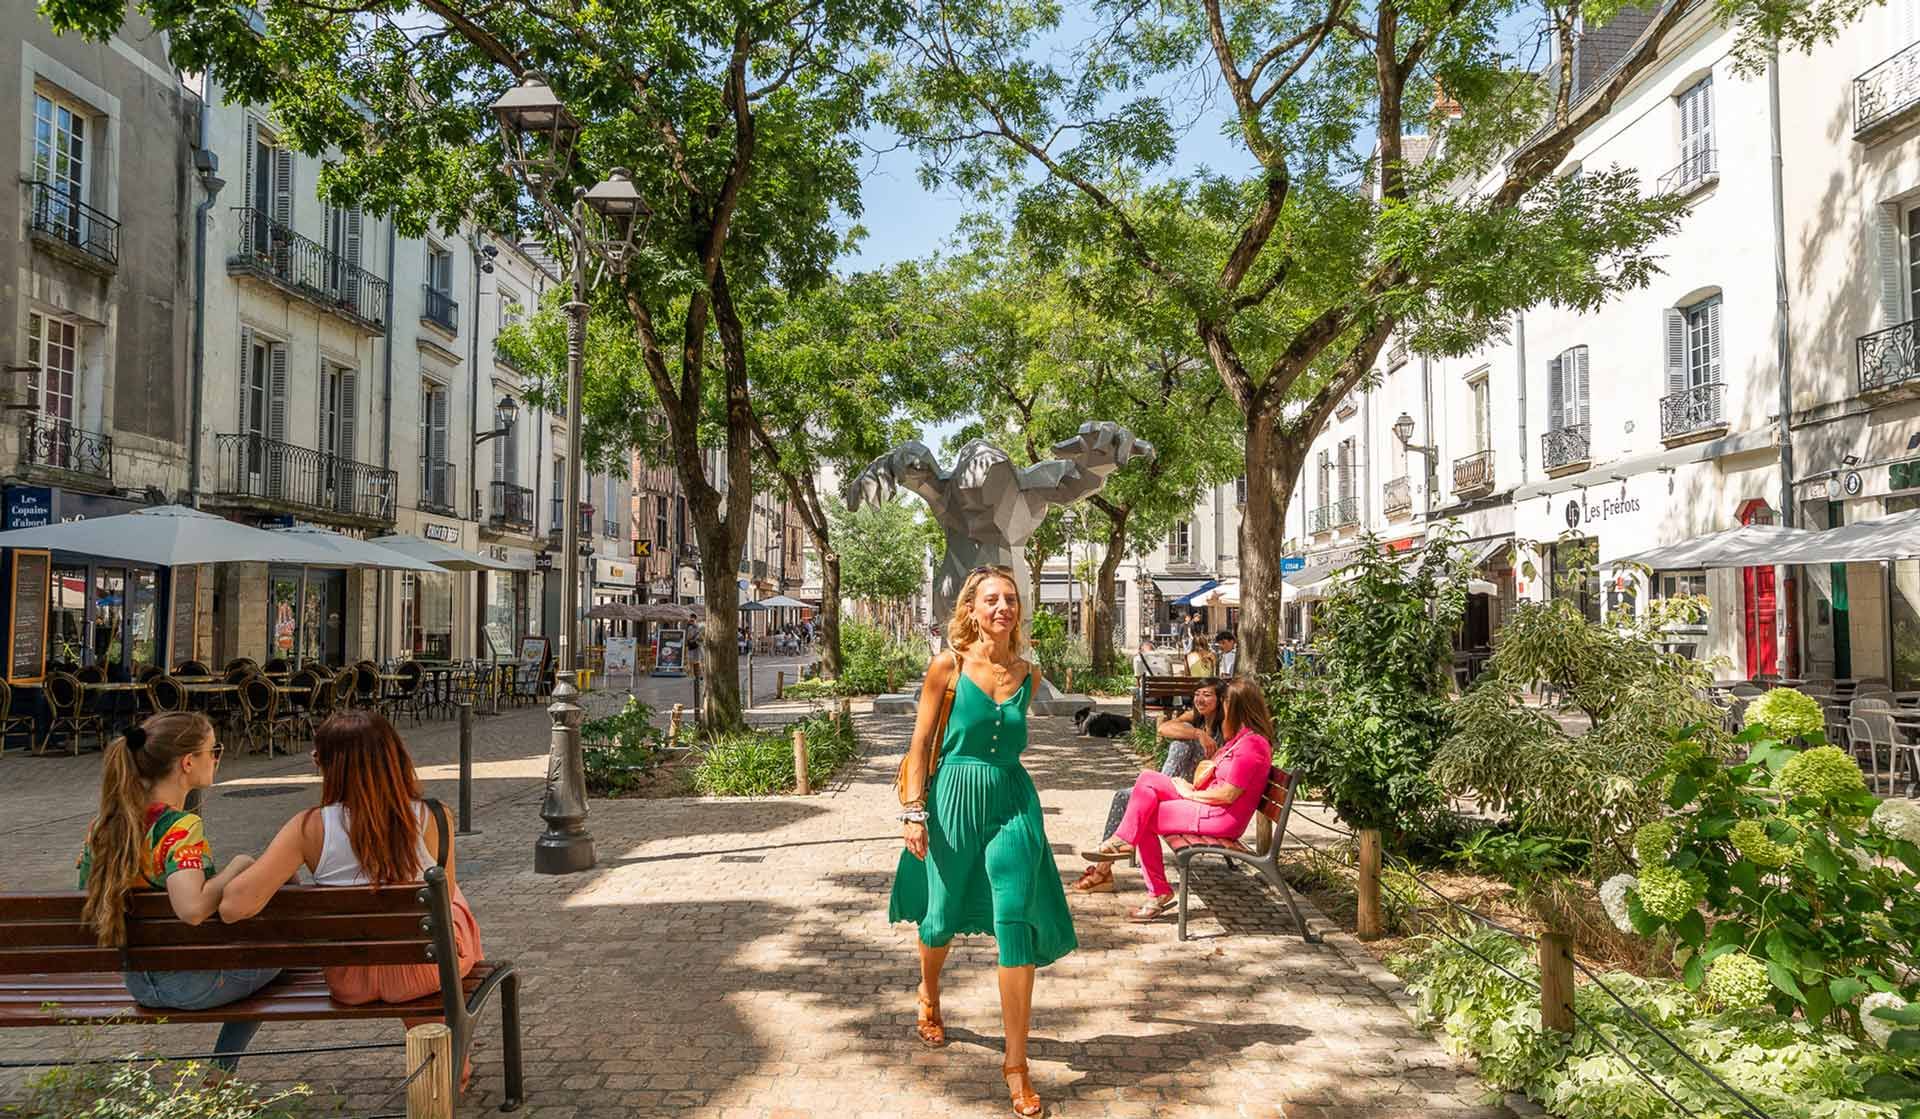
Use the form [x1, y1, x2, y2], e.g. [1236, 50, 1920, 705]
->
[1879, 204, 1909, 327]
[1574, 345, 1591, 429]
[266, 343, 288, 496]
[271, 148, 293, 228]
[1705, 299, 1723, 421]
[1664, 307, 1688, 398]
[237, 326, 255, 435]
[1546, 354, 1563, 432]
[344, 206, 362, 270]
[429, 385, 448, 469]
[340, 371, 358, 463]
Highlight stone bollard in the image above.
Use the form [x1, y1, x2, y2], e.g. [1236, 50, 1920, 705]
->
[793, 728, 810, 795]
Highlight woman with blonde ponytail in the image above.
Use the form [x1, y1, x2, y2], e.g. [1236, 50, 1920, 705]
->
[77, 713, 278, 1070]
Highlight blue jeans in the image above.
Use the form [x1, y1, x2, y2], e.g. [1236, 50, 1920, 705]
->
[123, 968, 283, 1070]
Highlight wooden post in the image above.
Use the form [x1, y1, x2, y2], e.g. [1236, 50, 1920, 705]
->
[669, 703, 683, 748]
[1539, 932, 1575, 1033]
[404, 1022, 454, 1119]
[777, 670, 786, 699]
[837, 696, 850, 729]
[888, 665, 897, 693]
[793, 728, 810, 795]
[1356, 828, 1384, 940]
[1065, 666, 1074, 692]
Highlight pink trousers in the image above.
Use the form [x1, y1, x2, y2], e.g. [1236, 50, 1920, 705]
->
[1113, 771, 1237, 896]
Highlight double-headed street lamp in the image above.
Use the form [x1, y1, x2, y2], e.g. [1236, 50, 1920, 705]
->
[492, 73, 650, 876]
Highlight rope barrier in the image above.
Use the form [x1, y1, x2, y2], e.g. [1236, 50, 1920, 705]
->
[1570, 956, 1773, 1119]
[0, 1039, 403, 1070]
[366, 1047, 438, 1119]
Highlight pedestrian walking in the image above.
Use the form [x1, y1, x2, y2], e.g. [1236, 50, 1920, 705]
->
[891, 565, 1075, 1118]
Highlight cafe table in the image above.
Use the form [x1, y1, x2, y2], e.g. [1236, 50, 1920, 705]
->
[82, 681, 148, 733]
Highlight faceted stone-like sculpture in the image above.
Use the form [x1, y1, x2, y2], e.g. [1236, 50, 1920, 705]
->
[847, 421, 1155, 714]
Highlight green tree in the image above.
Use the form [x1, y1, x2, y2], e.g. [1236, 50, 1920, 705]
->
[832, 497, 929, 637]
[884, 0, 1722, 669]
[54, 0, 909, 730]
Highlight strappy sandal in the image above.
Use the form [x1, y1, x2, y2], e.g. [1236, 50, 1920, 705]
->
[1070, 864, 1114, 893]
[914, 990, 946, 1048]
[1127, 894, 1176, 922]
[1003, 1062, 1043, 1117]
[1077, 838, 1134, 862]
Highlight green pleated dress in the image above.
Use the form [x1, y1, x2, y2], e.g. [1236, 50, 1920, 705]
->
[888, 666, 1078, 968]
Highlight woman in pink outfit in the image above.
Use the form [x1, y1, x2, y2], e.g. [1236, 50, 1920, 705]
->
[1080, 677, 1275, 921]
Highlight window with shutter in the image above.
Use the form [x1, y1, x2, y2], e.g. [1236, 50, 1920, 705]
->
[1546, 355, 1564, 432]
[266, 343, 288, 497]
[1678, 77, 1714, 182]
[1664, 307, 1689, 399]
[1573, 346, 1591, 430]
[1472, 377, 1491, 452]
[1907, 205, 1920, 321]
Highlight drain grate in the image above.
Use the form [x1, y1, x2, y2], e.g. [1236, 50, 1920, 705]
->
[220, 786, 305, 799]
[718, 854, 766, 864]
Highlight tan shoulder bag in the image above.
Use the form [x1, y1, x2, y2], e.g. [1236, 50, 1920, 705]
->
[897, 650, 960, 805]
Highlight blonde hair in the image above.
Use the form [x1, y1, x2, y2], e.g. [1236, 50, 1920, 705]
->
[82, 713, 216, 946]
[946, 565, 1026, 656]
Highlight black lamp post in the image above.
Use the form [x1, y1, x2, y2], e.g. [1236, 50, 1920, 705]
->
[474, 395, 519, 445]
[492, 74, 648, 876]
[1393, 412, 1439, 520]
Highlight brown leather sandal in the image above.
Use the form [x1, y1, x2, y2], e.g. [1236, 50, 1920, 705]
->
[1070, 863, 1115, 893]
[914, 991, 946, 1048]
[1003, 1062, 1043, 1117]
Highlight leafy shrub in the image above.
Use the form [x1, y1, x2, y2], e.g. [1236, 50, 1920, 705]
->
[780, 677, 846, 701]
[582, 697, 665, 797]
[837, 621, 929, 695]
[1393, 929, 1906, 1119]
[1746, 687, 1827, 741]
[692, 713, 861, 796]
[1129, 716, 1168, 770]
[1629, 723, 1920, 1025]
[16, 1060, 313, 1118]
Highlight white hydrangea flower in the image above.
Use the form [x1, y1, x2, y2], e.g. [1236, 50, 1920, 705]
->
[1864, 992, 1906, 1047]
[1600, 873, 1638, 934]
[1871, 799, 1920, 846]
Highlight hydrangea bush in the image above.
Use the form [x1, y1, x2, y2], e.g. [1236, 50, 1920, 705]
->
[1744, 687, 1828, 741]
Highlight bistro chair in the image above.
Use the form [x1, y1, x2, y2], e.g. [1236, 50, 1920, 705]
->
[0, 680, 36, 757]
[349, 661, 381, 710]
[42, 672, 103, 757]
[391, 661, 425, 725]
[146, 675, 189, 715]
[237, 673, 299, 757]
[136, 665, 164, 683]
[287, 667, 324, 737]
[1851, 710, 1905, 794]
[264, 657, 292, 675]
[307, 674, 340, 729]
[176, 660, 212, 678]
[76, 665, 106, 685]
[223, 657, 258, 675]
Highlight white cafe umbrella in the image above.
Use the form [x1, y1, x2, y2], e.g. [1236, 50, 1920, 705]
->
[1199, 580, 1241, 607]
[1776, 509, 1920, 564]
[754, 594, 810, 609]
[0, 505, 353, 567]
[269, 525, 443, 571]
[1468, 578, 1499, 596]
[369, 534, 517, 571]
[1609, 524, 1819, 570]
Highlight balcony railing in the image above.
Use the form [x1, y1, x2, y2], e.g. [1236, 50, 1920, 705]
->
[1309, 505, 1333, 534]
[419, 457, 457, 516]
[1383, 475, 1412, 516]
[228, 208, 388, 330]
[422, 285, 458, 332]
[26, 181, 119, 266]
[546, 498, 593, 541]
[19, 413, 112, 483]
[1859, 319, 1920, 393]
[1855, 40, 1920, 138]
[489, 481, 536, 533]
[210, 433, 396, 524]
[1453, 449, 1495, 496]
[1334, 496, 1359, 527]
[1541, 423, 1592, 472]
[1655, 148, 1718, 195]
[603, 516, 621, 540]
[1660, 381, 1726, 439]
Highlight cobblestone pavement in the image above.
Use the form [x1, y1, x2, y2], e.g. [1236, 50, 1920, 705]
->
[1, 687, 1511, 1119]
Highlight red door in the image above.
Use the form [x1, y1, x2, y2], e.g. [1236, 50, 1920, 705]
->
[1738, 499, 1779, 677]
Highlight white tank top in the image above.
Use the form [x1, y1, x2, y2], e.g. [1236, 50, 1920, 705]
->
[312, 802, 436, 886]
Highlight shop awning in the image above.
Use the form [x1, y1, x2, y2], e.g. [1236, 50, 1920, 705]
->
[368, 535, 517, 572]
[1466, 537, 1514, 569]
[1609, 524, 1820, 570]
[268, 525, 442, 571]
[1773, 510, 1920, 564]
[755, 594, 809, 609]
[587, 602, 702, 623]
[1169, 579, 1220, 606]
[1151, 576, 1217, 602]
[0, 505, 351, 567]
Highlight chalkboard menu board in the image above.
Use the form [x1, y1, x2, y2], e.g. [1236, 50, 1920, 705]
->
[9, 549, 50, 685]
[170, 565, 200, 669]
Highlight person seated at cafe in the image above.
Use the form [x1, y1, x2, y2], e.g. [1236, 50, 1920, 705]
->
[1214, 631, 1238, 676]
[1185, 635, 1216, 677]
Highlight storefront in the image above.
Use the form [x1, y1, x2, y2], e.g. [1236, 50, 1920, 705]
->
[46, 559, 162, 675]
[591, 556, 638, 644]
[479, 548, 535, 660]
[267, 566, 347, 665]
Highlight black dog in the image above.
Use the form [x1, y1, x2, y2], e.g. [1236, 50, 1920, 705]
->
[1072, 707, 1133, 739]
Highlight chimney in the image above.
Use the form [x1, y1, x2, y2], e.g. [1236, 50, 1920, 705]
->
[1434, 81, 1463, 119]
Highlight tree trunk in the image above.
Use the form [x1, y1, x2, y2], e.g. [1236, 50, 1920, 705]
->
[1092, 512, 1129, 673]
[1237, 409, 1298, 673]
[697, 534, 744, 731]
[818, 552, 844, 678]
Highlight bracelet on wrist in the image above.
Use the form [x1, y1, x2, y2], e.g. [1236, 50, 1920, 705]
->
[900, 808, 929, 824]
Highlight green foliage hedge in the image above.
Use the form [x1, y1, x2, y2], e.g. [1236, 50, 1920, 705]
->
[692, 713, 861, 796]
[835, 621, 929, 695]
[18, 1060, 313, 1118]
[582, 698, 666, 797]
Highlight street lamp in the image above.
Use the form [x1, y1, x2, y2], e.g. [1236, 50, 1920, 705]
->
[1393, 411, 1440, 519]
[474, 395, 519, 445]
[492, 74, 650, 876]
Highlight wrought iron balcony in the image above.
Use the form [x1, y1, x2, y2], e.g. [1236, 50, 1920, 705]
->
[227, 207, 388, 332]
[1541, 423, 1592, 472]
[545, 498, 593, 541]
[422, 285, 459, 333]
[603, 516, 622, 540]
[1859, 318, 1920, 394]
[1334, 496, 1359, 527]
[26, 181, 119, 267]
[1660, 381, 1726, 439]
[1309, 505, 1333, 534]
[419, 457, 457, 516]
[1655, 149, 1718, 195]
[488, 481, 536, 533]
[1383, 476, 1412, 516]
[209, 433, 396, 525]
[1453, 449, 1495, 496]
[1855, 40, 1920, 139]
[18, 413, 112, 483]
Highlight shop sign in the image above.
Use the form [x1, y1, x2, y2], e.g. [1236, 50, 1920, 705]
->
[1844, 471, 1864, 496]
[423, 523, 459, 544]
[535, 553, 554, 571]
[487, 545, 509, 561]
[1803, 478, 1830, 501]
[595, 558, 638, 587]
[1564, 493, 1642, 529]
[4, 486, 52, 530]
[1280, 555, 1306, 573]
[649, 579, 673, 598]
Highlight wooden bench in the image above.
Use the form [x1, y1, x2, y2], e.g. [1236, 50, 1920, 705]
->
[0, 866, 523, 1111]
[1165, 765, 1318, 944]
[1136, 674, 1222, 717]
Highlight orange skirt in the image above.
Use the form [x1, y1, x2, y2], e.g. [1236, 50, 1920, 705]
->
[325, 884, 482, 1005]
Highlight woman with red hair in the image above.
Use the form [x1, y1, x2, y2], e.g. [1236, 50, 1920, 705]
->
[220, 711, 483, 1068]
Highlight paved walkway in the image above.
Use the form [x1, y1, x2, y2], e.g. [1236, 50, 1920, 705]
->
[1, 689, 1512, 1119]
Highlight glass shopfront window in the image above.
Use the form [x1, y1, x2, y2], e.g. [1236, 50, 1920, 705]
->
[51, 564, 85, 667]
[130, 568, 157, 673]
[92, 568, 126, 671]
[1892, 561, 1920, 691]
[269, 568, 300, 660]
[409, 571, 453, 660]
[300, 570, 345, 666]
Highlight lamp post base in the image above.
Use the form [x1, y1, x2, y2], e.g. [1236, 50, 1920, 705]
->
[534, 678, 596, 875]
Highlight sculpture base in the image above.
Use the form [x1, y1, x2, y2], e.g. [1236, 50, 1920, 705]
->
[871, 677, 1090, 717]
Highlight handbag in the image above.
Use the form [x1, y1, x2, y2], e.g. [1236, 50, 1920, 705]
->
[897, 650, 960, 805]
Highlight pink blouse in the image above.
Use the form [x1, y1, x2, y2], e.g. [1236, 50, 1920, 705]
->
[1195, 730, 1274, 832]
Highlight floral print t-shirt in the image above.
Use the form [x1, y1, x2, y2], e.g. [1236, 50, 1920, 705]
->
[75, 803, 217, 888]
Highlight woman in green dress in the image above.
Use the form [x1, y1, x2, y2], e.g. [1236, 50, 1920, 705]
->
[891, 564, 1077, 1118]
